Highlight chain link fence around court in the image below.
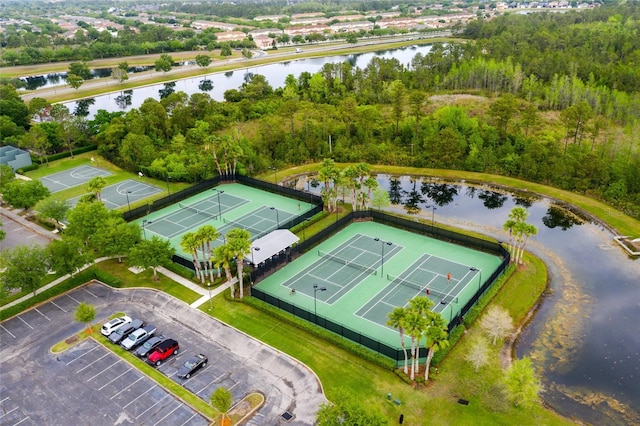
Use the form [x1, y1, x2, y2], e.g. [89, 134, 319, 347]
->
[251, 208, 510, 363]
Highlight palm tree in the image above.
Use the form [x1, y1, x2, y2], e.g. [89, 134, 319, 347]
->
[180, 232, 203, 281]
[404, 309, 427, 381]
[502, 218, 516, 260]
[409, 295, 433, 316]
[86, 176, 107, 201]
[213, 244, 235, 298]
[197, 225, 220, 281]
[516, 223, 538, 264]
[386, 307, 409, 374]
[226, 228, 251, 299]
[424, 312, 449, 381]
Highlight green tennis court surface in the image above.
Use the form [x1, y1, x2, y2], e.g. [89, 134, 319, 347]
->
[39, 165, 112, 193]
[255, 221, 502, 351]
[137, 183, 314, 260]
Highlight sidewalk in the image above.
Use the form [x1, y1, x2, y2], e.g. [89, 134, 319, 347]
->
[155, 266, 238, 308]
[0, 206, 61, 242]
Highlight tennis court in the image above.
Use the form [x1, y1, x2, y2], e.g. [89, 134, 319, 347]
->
[67, 179, 163, 210]
[39, 165, 112, 193]
[255, 221, 503, 351]
[136, 183, 314, 261]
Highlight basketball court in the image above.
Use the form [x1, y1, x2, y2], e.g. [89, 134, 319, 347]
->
[39, 165, 112, 193]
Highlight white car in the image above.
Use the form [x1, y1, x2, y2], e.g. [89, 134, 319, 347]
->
[101, 316, 132, 336]
[121, 324, 156, 350]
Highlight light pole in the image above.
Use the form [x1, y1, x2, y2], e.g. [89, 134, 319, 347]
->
[374, 238, 392, 278]
[268, 166, 277, 184]
[427, 205, 437, 227]
[302, 218, 310, 242]
[470, 267, 482, 290]
[212, 188, 224, 219]
[207, 282, 212, 311]
[166, 175, 172, 195]
[125, 191, 132, 212]
[270, 207, 280, 228]
[313, 284, 326, 318]
[142, 219, 152, 239]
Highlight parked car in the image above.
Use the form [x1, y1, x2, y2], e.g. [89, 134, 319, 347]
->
[147, 339, 179, 366]
[135, 335, 166, 358]
[108, 319, 144, 344]
[177, 354, 208, 379]
[121, 324, 157, 350]
[101, 316, 131, 336]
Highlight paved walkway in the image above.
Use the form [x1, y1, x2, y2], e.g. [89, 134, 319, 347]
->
[156, 266, 238, 308]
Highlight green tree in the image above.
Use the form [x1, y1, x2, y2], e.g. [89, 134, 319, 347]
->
[34, 198, 70, 231]
[128, 236, 175, 281]
[220, 43, 232, 57]
[504, 357, 541, 409]
[86, 176, 107, 201]
[0, 245, 49, 296]
[75, 302, 96, 333]
[387, 79, 406, 136]
[93, 217, 141, 262]
[28, 97, 51, 122]
[370, 187, 391, 211]
[213, 243, 235, 298]
[0, 164, 16, 191]
[154, 54, 174, 73]
[386, 306, 409, 374]
[195, 54, 211, 68]
[226, 228, 251, 298]
[423, 310, 449, 381]
[488, 93, 518, 140]
[68, 62, 91, 80]
[180, 232, 204, 281]
[65, 201, 113, 247]
[47, 238, 92, 277]
[1, 180, 50, 210]
[195, 225, 220, 282]
[210, 387, 232, 425]
[241, 48, 253, 60]
[20, 125, 51, 165]
[66, 74, 84, 90]
[316, 391, 387, 425]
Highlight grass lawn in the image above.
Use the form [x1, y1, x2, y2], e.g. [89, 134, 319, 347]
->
[203, 250, 571, 425]
[97, 259, 201, 305]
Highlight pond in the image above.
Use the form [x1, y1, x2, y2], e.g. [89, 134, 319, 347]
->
[304, 174, 640, 424]
[62, 44, 433, 119]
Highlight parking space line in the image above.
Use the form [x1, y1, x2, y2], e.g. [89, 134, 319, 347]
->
[0, 325, 16, 339]
[66, 294, 81, 304]
[97, 368, 132, 391]
[136, 395, 168, 419]
[16, 316, 34, 330]
[87, 359, 121, 381]
[180, 413, 198, 426]
[50, 301, 67, 312]
[110, 377, 143, 400]
[76, 353, 110, 373]
[81, 287, 98, 298]
[195, 375, 223, 395]
[152, 403, 181, 426]
[123, 385, 156, 408]
[0, 396, 9, 403]
[229, 382, 239, 390]
[66, 345, 98, 365]
[0, 407, 18, 418]
[34, 308, 51, 321]
[12, 417, 30, 426]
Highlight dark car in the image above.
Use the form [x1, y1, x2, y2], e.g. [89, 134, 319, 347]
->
[177, 354, 208, 379]
[146, 339, 179, 366]
[107, 319, 144, 344]
[135, 335, 166, 358]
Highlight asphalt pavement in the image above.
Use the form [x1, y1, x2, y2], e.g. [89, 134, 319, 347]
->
[0, 282, 328, 425]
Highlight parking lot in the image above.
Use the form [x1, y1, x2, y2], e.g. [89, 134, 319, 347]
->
[0, 282, 327, 425]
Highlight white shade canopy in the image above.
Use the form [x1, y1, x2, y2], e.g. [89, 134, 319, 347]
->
[249, 230, 300, 265]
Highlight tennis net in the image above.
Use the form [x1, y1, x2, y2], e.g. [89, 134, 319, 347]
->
[386, 274, 458, 303]
[317, 250, 378, 276]
[223, 218, 268, 238]
[179, 202, 216, 220]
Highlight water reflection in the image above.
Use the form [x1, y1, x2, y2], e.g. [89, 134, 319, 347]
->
[541, 205, 583, 230]
[115, 90, 133, 110]
[478, 188, 508, 210]
[73, 98, 95, 117]
[420, 182, 458, 207]
[402, 179, 424, 214]
[198, 79, 213, 92]
[158, 82, 176, 99]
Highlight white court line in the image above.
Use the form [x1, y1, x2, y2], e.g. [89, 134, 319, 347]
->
[87, 359, 121, 382]
[66, 346, 98, 365]
[97, 367, 132, 391]
[0, 324, 16, 339]
[66, 294, 82, 304]
[34, 308, 50, 321]
[136, 395, 168, 419]
[123, 385, 156, 408]
[76, 353, 109, 373]
[81, 287, 98, 298]
[50, 301, 67, 312]
[153, 403, 181, 426]
[11, 416, 30, 426]
[0, 407, 18, 418]
[26, 235, 38, 239]
[110, 376, 143, 400]
[179, 413, 199, 426]
[16, 316, 33, 330]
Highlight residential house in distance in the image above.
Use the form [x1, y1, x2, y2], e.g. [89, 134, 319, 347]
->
[254, 14, 287, 22]
[330, 21, 374, 33]
[290, 17, 331, 26]
[291, 12, 325, 19]
[248, 28, 283, 38]
[253, 36, 276, 49]
[215, 31, 247, 42]
[284, 25, 330, 37]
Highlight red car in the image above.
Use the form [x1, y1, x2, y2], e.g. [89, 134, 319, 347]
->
[146, 339, 179, 366]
